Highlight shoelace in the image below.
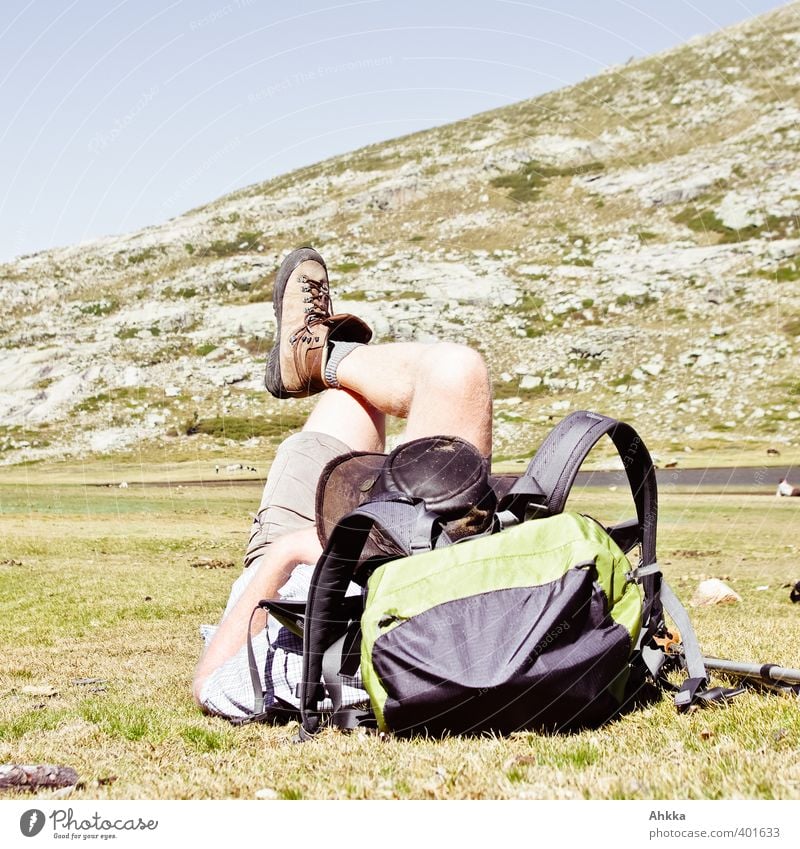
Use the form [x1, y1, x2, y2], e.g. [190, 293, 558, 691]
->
[297, 275, 332, 341]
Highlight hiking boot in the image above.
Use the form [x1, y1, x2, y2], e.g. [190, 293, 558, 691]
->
[264, 247, 372, 398]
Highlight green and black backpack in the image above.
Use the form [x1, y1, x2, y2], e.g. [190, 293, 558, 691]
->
[296, 410, 727, 738]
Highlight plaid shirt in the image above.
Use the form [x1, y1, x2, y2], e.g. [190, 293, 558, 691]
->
[199, 564, 367, 721]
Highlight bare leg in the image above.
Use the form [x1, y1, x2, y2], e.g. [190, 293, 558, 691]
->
[335, 342, 492, 457]
[302, 387, 385, 452]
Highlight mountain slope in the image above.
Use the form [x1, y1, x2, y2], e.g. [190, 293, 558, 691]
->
[2, 2, 799, 467]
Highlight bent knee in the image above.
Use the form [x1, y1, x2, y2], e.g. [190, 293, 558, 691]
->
[422, 343, 488, 388]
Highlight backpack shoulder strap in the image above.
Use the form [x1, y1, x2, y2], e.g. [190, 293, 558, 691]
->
[299, 496, 445, 737]
[498, 410, 658, 566]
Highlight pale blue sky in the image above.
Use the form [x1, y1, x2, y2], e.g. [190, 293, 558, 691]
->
[0, 0, 791, 262]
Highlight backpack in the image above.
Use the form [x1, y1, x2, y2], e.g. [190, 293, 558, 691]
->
[296, 410, 723, 738]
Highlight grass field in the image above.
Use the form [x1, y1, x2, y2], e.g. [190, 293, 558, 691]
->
[1, 470, 799, 799]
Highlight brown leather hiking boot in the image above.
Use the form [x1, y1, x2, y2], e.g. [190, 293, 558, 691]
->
[264, 247, 372, 398]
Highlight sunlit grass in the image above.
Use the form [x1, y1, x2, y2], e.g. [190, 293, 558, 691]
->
[1, 477, 799, 798]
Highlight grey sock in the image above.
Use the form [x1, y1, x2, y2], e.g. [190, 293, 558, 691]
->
[325, 341, 364, 388]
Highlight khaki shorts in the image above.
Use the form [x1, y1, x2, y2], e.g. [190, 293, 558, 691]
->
[242, 430, 351, 570]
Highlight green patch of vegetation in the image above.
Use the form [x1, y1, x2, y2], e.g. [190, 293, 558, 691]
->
[212, 212, 240, 225]
[759, 259, 800, 283]
[615, 293, 656, 308]
[73, 387, 151, 414]
[636, 231, 659, 242]
[127, 247, 165, 265]
[163, 286, 198, 299]
[184, 413, 305, 441]
[116, 327, 138, 340]
[673, 208, 798, 244]
[491, 159, 604, 203]
[566, 257, 594, 267]
[514, 292, 546, 313]
[581, 298, 595, 309]
[572, 356, 602, 372]
[408, 235, 425, 242]
[181, 725, 233, 753]
[334, 262, 360, 274]
[0, 708, 68, 741]
[149, 325, 161, 337]
[278, 787, 304, 800]
[538, 741, 600, 769]
[77, 299, 118, 316]
[184, 243, 195, 255]
[81, 700, 167, 743]
[194, 343, 217, 357]
[205, 231, 265, 257]
[778, 378, 800, 397]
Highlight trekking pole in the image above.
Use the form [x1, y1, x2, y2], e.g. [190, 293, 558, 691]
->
[702, 656, 800, 694]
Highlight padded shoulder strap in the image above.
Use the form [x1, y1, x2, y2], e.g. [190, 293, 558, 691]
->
[499, 410, 658, 566]
[299, 496, 443, 737]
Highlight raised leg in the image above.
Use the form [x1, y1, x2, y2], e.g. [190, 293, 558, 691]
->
[335, 342, 492, 457]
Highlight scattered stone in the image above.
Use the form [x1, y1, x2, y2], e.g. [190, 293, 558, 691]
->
[640, 358, 664, 376]
[21, 685, 58, 697]
[255, 788, 280, 800]
[0, 764, 79, 792]
[520, 375, 542, 390]
[691, 578, 742, 607]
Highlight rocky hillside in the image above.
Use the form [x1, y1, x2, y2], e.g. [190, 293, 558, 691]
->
[2, 2, 799, 468]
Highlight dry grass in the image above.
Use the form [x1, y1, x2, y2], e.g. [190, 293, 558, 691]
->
[0, 476, 799, 799]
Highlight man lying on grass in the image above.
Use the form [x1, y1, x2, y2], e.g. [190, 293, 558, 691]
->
[193, 247, 493, 720]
